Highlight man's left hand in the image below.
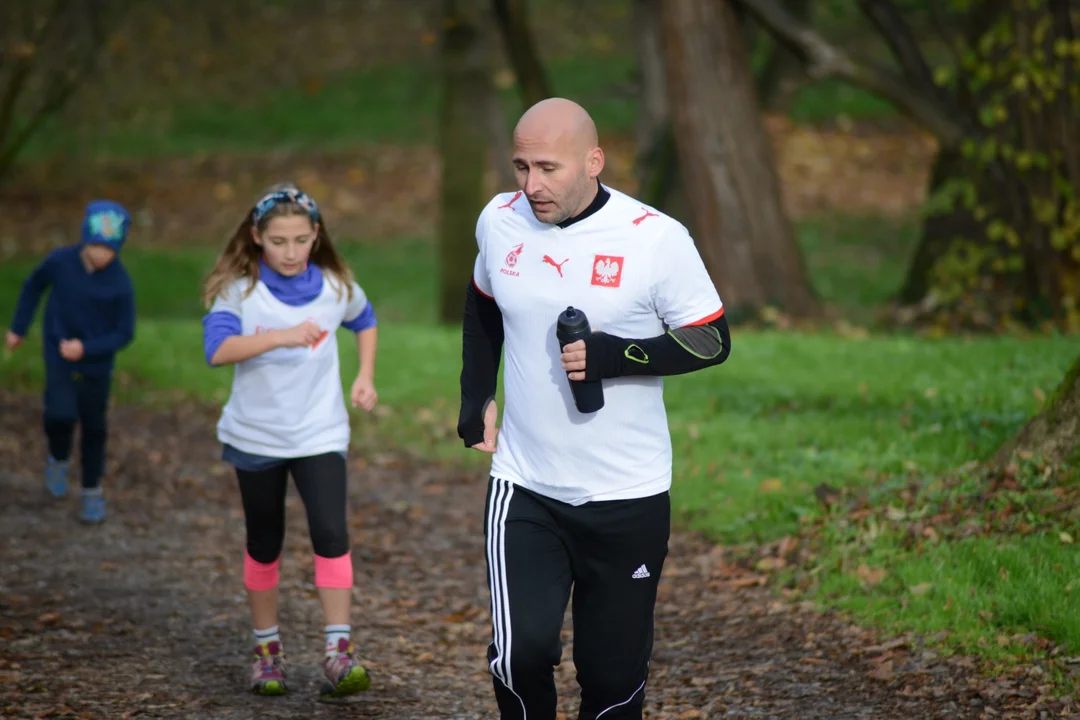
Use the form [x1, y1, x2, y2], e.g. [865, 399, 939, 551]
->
[59, 339, 84, 362]
[560, 340, 588, 381]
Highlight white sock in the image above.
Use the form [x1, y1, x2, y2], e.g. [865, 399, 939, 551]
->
[325, 624, 350, 655]
[82, 487, 103, 497]
[254, 625, 281, 648]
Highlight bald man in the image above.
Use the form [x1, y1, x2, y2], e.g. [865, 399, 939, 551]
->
[457, 98, 731, 720]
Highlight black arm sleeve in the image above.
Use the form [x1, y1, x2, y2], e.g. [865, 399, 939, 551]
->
[457, 280, 504, 447]
[581, 314, 730, 380]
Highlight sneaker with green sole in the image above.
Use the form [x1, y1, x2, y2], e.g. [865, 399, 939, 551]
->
[320, 638, 371, 698]
[250, 640, 288, 696]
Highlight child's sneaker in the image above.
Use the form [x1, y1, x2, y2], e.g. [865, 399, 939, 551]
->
[78, 491, 106, 524]
[250, 641, 288, 696]
[320, 638, 371, 698]
[45, 456, 68, 498]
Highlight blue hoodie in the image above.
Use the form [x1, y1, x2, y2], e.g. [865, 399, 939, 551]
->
[9, 200, 136, 376]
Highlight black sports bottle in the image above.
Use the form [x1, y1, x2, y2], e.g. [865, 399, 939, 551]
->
[556, 306, 605, 413]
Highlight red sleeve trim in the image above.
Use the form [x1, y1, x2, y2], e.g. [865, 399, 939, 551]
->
[680, 306, 724, 327]
[473, 277, 494, 300]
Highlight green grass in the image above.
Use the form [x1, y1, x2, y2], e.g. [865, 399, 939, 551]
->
[665, 333, 1071, 537]
[797, 214, 919, 322]
[3, 218, 1079, 674]
[5, 294, 1070, 533]
[0, 215, 911, 325]
[21, 53, 895, 162]
[786, 79, 899, 125]
[802, 449, 1080, 670]
[0, 239, 436, 324]
[22, 56, 636, 161]
[817, 532, 1080, 665]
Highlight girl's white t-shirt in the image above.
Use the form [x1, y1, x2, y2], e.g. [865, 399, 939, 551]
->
[211, 276, 359, 458]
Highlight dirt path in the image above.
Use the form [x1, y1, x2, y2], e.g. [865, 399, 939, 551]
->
[0, 392, 1066, 719]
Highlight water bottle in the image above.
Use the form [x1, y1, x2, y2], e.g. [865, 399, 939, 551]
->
[556, 306, 605, 414]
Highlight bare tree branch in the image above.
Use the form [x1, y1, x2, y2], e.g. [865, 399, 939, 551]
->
[755, 0, 812, 109]
[0, 0, 130, 189]
[857, 0, 940, 97]
[0, 0, 64, 154]
[0, 63, 93, 179]
[736, 0, 967, 148]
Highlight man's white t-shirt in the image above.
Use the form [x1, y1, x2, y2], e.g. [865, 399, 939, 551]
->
[212, 276, 369, 458]
[472, 184, 724, 505]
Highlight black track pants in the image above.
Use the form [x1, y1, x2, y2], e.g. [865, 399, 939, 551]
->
[483, 476, 670, 720]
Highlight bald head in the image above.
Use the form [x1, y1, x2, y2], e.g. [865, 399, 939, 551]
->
[511, 98, 605, 224]
[514, 97, 598, 153]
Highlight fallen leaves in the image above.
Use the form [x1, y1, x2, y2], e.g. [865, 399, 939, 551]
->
[0, 118, 937, 262]
[868, 659, 896, 681]
[1, 389, 1075, 718]
[758, 478, 785, 494]
[856, 563, 888, 587]
[807, 456, 1080, 548]
[908, 582, 934, 597]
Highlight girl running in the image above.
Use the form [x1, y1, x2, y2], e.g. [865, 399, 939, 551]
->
[201, 182, 379, 698]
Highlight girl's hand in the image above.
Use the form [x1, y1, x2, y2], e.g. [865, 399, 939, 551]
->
[277, 321, 322, 348]
[351, 374, 378, 412]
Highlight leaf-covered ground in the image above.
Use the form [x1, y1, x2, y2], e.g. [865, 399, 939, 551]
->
[0, 391, 1071, 719]
[0, 118, 935, 260]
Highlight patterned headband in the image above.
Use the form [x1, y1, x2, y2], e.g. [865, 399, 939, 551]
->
[251, 188, 321, 226]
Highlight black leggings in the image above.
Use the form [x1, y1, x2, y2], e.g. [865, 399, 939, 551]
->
[236, 453, 349, 563]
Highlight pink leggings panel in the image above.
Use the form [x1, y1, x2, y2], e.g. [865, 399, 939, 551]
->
[244, 553, 280, 591]
[314, 551, 354, 589]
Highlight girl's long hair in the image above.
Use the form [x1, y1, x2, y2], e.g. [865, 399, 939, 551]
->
[201, 181, 355, 308]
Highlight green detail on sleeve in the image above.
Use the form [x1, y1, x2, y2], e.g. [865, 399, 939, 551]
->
[667, 325, 723, 359]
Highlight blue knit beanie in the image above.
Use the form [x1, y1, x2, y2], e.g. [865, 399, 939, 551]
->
[81, 200, 131, 251]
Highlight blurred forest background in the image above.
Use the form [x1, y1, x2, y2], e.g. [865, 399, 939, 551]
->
[2, 0, 1080, 700]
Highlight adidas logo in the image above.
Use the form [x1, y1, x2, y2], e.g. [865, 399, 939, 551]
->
[631, 564, 650, 579]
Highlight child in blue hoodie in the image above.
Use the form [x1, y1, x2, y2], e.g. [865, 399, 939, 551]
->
[5, 200, 136, 524]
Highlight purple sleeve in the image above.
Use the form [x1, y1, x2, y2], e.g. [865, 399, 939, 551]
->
[341, 301, 377, 332]
[202, 311, 242, 366]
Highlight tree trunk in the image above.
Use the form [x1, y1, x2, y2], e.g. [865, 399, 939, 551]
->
[992, 354, 1080, 468]
[633, 0, 690, 225]
[660, 0, 820, 319]
[896, 0, 1079, 329]
[487, 86, 516, 192]
[896, 148, 973, 306]
[491, 0, 552, 107]
[635, 0, 668, 191]
[438, 0, 493, 325]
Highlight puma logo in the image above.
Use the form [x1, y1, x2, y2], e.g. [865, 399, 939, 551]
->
[498, 191, 523, 211]
[632, 207, 660, 225]
[542, 255, 568, 277]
